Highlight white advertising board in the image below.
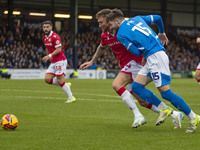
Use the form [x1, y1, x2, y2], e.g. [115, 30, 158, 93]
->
[7, 69, 46, 79]
[7, 69, 106, 79]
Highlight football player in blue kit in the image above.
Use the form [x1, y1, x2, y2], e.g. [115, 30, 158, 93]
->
[107, 8, 200, 133]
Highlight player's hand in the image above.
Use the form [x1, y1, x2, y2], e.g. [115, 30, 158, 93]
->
[197, 37, 200, 43]
[79, 61, 93, 70]
[42, 55, 50, 62]
[158, 33, 168, 46]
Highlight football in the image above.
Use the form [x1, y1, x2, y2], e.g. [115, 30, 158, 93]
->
[1, 114, 19, 130]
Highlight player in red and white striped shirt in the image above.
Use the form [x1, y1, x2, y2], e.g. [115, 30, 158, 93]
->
[42, 20, 76, 103]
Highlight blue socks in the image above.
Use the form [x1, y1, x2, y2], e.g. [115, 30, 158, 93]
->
[132, 82, 192, 115]
[132, 82, 162, 107]
[161, 89, 191, 115]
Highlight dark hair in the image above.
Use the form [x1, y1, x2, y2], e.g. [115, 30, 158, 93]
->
[42, 20, 53, 26]
[96, 9, 111, 19]
[106, 8, 124, 22]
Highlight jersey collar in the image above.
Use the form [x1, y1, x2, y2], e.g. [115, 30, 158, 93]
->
[120, 20, 125, 26]
[46, 31, 53, 39]
[107, 31, 116, 37]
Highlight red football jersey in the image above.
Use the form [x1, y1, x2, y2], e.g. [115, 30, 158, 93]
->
[100, 32, 143, 69]
[43, 31, 66, 63]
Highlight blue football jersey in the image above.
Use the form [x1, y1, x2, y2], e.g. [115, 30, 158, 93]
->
[117, 15, 165, 59]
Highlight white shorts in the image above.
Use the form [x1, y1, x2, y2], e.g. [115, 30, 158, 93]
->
[196, 63, 200, 70]
[46, 60, 67, 76]
[121, 60, 143, 81]
[138, 51, 171, 87]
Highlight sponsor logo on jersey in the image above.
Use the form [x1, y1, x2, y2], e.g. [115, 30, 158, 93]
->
[56, 40, 60, 44]
[108, 41, 120, 47]
[45, 43, 52, 46]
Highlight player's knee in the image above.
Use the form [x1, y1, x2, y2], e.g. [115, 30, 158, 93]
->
[112, 81, 120, 91]
[56, 78, 64, 85]
[161, 89, 172, 101]
[194, 73, 200, 81]
[132, 82, 143, 95]
[44, 78, 51, 84]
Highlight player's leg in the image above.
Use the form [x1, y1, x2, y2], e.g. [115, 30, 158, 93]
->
[120, 60, 160, 112]
[44, 73, 55, 84]
[132, 74, 174, 126]
[55, 60, 76, 103]
[127, 77, 161, 113]
[194, 65, 200, 84]
[45, 63, 56, 84]
[132, 54, 174, 126]
[158, 84, 199, 132]
[56, 74, 75, 101]
[45, 62, 71, 87]
[127, 82, 183, 129]
[131, 56, 169, 111]
[132, 74, 169, 110]
[124, 60, 177, 126]
[113, 72, 146, 128]
[113, 72, 142, 116]
[153, 51, 199, 132]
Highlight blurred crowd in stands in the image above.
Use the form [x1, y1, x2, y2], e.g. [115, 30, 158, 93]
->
[166, 31, 200, 71]
[0, 24, 200, 71]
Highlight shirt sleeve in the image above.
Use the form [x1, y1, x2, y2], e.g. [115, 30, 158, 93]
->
[53, 34, 62, 48]
[141, 15, 165, 33]
[117, 34, 142, 56]
[100, 33, 106, 47]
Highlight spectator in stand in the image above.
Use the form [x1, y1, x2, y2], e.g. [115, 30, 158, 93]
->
[0, 23, 200, 71]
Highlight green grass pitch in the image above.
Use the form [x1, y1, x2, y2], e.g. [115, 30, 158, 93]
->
[0, 78, 200, 150]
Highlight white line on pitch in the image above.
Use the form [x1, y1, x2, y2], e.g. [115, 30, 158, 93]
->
[0, 89, 120, 99]
[1, 89, 200, 106]
[0, 95, 200, 106]
[0, 95, 122, 103]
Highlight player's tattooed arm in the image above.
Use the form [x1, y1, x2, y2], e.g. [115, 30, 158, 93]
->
[79, 45, 108, 70]
[91, 45, 108, 63]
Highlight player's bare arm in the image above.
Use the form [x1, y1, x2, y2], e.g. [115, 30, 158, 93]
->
[158, 33, 168, 45]
[141, 57, 146, 66]
[42, 47, 61, 62]
[197, 37, 200, 43]
[79, 45, 108, 70]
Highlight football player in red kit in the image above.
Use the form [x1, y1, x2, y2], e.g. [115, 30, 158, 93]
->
[42, 20, 76, 103]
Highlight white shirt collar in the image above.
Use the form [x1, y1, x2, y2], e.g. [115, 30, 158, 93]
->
[120, 20, 125, 26]
[46, 31, 53, 39]
[107, 31, 115, 37]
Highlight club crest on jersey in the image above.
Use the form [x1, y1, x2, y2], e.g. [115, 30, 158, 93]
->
[48, 38, 51, 42]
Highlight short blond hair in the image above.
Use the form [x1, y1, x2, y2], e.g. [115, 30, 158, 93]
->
[96, 9, 111, 19]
